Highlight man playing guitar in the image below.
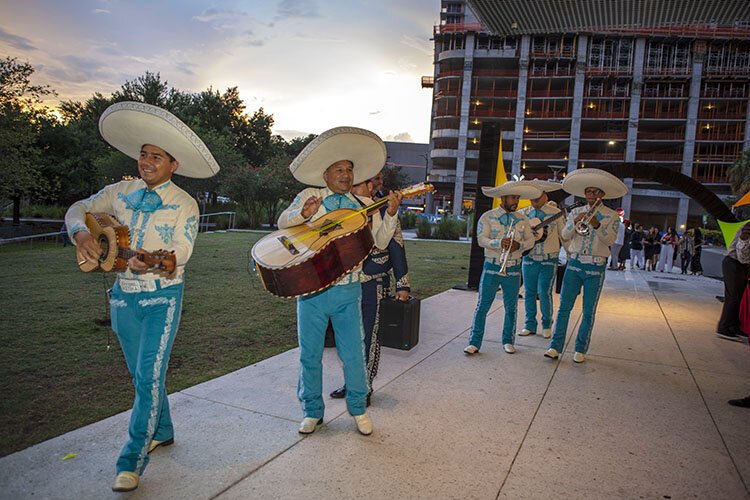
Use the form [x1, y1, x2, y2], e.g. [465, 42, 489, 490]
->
[518, 180, 568, 339]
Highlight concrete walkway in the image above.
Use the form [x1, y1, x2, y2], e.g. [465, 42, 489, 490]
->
[1, 269, 749, 499]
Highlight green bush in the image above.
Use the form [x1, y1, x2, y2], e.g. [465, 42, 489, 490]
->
[434, 217, 463, 240]
[415, 219, 433, 239]
[22, 205, 68, 219]
[399, 210, 418, 229]
[702, 229, 724, 246]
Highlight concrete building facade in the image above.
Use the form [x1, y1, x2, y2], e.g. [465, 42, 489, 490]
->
[426, 0, 750, 230]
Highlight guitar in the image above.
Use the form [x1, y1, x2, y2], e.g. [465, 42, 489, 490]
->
[76, 212, 176, 275]
[527, 201, 585, 242]
[252, 183, 435, 298]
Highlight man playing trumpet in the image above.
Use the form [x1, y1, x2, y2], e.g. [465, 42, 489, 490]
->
[464, 181, 540, 355]
[545, 168, 627, 363]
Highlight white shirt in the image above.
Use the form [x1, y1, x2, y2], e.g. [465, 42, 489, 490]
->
[562, 203, 620, 259]
[520, 202, 565, 257]
[476, 207, 534, 261]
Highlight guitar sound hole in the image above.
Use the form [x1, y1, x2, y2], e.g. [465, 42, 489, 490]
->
[98, 235, 110, 262]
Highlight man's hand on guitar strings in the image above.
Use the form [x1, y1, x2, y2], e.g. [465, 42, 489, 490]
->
[74, 231, 103, 262]
[386, 191, 403, 216]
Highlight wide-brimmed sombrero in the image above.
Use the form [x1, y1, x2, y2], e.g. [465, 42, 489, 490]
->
[562, 168, 627, 199]
[529, 179, 564, 193]
[289, 126, 386, 187]
[481, 180, 542, 199]
[99, 101, 220, 178]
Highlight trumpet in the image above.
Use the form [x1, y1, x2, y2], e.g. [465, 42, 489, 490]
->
[574, 198, 603, 236]
[498, 221, 517, 276]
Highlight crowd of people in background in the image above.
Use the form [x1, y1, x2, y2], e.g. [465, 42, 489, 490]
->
[608, 221, 704, 275]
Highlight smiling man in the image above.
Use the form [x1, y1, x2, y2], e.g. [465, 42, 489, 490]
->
[65, 102, 219, 492]
[277, 127, 402, 437]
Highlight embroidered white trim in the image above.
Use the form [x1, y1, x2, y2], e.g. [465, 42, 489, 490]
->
[135, 296, 176, 472]
[109, 299, 127, 308]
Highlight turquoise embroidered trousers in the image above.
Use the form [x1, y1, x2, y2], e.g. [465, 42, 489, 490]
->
[522, 257, 557, 332]
[548, 259, 606, 354]
[297, 282, 368, 419]
[468, 261, 521, 348]
[110, 281, 183, 475]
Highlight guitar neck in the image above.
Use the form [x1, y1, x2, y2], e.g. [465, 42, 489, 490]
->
[532, 210, 566, 230]
[118, 248, 139, 261]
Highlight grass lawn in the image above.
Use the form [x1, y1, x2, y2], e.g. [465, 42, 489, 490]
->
[0, 232, 469, 456]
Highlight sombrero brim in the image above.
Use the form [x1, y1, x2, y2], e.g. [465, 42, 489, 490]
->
[562, 168, 628, 199]
[530, 179, 564, 192]
[481, 181, 542, 199]
[290, 126, 386, 187]
[99, 101, 220, 179]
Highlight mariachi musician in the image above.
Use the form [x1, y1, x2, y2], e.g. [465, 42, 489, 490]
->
[544, 168, 627, 363]
[65, 102, 220, 492]
[329, 172, 411, 406]
[464, 181, 541, 356]
[518, 179, 567, 339]
[277, 127, 402, 436]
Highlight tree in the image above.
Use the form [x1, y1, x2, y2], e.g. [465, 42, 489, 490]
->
[0, 57, 55, 224]
[728, 149, 750, 197]
[381, 164, 410, 191]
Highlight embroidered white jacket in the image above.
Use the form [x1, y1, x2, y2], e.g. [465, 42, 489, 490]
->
[476, 207, 534, 262]
[65, 179, 199, 282]
[520, 202, 565, 258]
[562, 203, 619, 259]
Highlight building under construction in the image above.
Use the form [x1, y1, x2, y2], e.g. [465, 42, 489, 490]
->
[426, 0, 750, 229]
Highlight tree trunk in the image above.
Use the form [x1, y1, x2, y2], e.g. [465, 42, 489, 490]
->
[12, 194, 21, 226]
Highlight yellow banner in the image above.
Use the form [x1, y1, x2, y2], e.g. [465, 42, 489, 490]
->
[491, 135, 530, 210]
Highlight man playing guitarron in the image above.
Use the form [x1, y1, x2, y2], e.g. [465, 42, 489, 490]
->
[277, 127, 402, 436]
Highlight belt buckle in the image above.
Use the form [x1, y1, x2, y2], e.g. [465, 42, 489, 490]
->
[578, 255, 593, 264]
[119, 279, 142, 293]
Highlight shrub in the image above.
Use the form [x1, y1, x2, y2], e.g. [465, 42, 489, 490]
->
[433, 217, 463, 240]
[702, 229, 724, 246]
[22, 205, 68, 219]
[415, 219, 433, 239]
[399, 210, 418, 229]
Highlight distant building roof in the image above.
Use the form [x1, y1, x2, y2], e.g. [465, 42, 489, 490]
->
[466, 0, 750, 36]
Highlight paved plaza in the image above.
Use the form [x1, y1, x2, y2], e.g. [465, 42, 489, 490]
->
[1, 266, 748, 499]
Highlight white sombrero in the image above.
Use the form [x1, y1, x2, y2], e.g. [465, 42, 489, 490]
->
[529, 179, 564, 193]
[481, 180, 542, 199]
[99, 101, 220, 178]
[562, 168, 628, 199]
[289, 126, 386, 187]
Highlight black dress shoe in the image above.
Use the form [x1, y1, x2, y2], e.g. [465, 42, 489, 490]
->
[716, 331, 745, 342]
[330, 385, 346, 399]
[728, 395, 750, 408]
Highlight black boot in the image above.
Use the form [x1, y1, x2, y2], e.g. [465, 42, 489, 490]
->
[329, 385, 346, 398]
[728, 395, 750, 408]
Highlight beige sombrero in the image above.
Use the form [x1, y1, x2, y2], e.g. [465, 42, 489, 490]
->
[99, 101, 220, 178]
[529, 179, 564, 193]
[289, 126, 386, 187]
[562, 168, 627, 199]
[481, 180, 542, 199]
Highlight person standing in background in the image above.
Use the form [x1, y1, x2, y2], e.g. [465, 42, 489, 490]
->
[630, 224, 645, 270]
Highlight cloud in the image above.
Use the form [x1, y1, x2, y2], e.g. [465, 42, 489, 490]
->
[386, 132, 413, 142]
[274, 129, 313, 141]
[0, 25, 36, 51]
[192, 8, 247, 30]
[92, 9, 110, 14]
[400, 34, 432, 56]
[291, 33, 344, 43]
[275, 0, 319, 21]
[369, 110, 381, 115]
[46, 55, 110, 84]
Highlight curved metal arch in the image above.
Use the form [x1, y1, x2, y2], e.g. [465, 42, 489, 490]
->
[596, 163, 737, 223]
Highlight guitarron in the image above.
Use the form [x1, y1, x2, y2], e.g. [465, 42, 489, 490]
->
[76, 212, 176, 275]
[252, 183, 434, 298]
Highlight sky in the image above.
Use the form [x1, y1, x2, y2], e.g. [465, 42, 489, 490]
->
[0, 0, 439, 143]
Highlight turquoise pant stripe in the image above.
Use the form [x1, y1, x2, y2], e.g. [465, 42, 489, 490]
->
[110, 281, 183, 475]
[548, 259, 607, 354]
[522, 258, 557, 332]
[297, 283, 369, 418]
[468, 261, 521, 348]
